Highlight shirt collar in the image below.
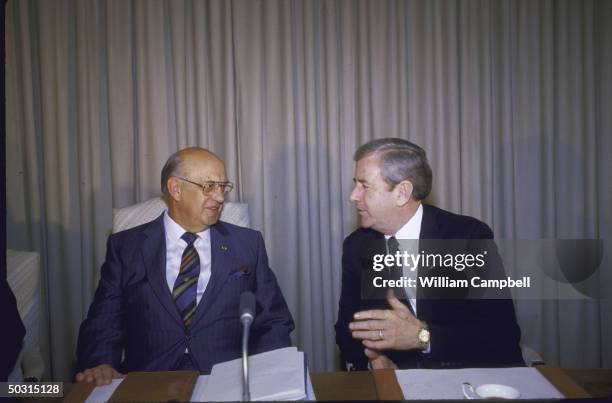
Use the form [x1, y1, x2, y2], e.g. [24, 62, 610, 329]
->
[385, 203, 423, 240]
[163, 210, 210, 244]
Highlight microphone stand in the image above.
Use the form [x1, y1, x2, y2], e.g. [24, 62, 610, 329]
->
[241, 314, 253, 401]
[240, 291, 256, 401]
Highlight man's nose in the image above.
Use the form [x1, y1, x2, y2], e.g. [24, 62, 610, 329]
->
[349, 185, 360, 203]
[212, 187, 225, 203]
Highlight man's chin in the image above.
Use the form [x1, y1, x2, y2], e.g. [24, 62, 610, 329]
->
[205, 216, 221, 226]
[202, 207, 223, 224]
[197, 211, 220, 228]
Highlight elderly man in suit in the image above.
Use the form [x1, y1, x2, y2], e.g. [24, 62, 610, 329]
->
[336, 138, 524, 370]
[76, 147, 294, 384]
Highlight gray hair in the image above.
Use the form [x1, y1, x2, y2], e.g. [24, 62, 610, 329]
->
[354, 138, 432, 200]
[160, 151, 184, 198]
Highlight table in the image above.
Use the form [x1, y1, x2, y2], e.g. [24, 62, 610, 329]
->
[563, 368, 612, 398]
[310, 367, 612, 400]
[311, 371, 378, 400]
[31, 366, 612, 401]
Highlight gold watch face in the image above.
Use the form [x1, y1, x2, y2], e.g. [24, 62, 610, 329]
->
[419, 329, 430, 343]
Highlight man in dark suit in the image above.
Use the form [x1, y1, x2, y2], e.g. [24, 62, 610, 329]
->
[76, 147, 294, 384]
[335, 138, 524, 370]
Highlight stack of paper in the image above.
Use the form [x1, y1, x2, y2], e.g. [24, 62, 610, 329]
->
[197, 346, 307, 401]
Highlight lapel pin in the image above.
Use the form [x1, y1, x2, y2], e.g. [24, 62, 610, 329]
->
[221, 245, 228, 251]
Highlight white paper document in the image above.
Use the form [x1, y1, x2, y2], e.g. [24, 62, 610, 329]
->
[197, 346, 307, 401]
[396, 367, 565, 400]
[82, 347, 313, 402]
[190, 375, 210, 400]
[84, 378, 124, 403]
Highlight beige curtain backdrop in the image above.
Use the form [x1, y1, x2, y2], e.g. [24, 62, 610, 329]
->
[6, 0, 611, 380]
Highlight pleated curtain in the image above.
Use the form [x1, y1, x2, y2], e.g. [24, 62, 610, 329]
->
[6, 0, 612, 380]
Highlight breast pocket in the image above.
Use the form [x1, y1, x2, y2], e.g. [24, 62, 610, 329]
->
[225, 269, 256, 294]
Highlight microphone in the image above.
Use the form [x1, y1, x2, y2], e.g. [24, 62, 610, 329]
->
[239, 291, 256, 401]
[240, 291, 256, 324]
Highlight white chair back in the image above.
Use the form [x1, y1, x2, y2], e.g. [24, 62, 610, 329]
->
[112, 197, 250, 233]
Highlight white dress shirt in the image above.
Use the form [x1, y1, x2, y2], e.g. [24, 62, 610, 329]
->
[163, 210, 212, 305]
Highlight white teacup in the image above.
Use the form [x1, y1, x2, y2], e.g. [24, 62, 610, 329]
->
[462, 382, 521, 400]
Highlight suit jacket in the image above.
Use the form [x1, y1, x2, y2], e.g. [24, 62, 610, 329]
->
[335, 204, 524, 370]
[76, 214, 294, 374]
[1, 279, 25, 380]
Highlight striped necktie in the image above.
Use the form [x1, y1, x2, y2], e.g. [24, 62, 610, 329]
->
[173, 232, 200, 326]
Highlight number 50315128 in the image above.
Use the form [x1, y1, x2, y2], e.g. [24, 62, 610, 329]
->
[2, 382, 63, 397]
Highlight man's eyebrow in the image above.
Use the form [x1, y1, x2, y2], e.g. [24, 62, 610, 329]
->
[353, 178, 368, 184]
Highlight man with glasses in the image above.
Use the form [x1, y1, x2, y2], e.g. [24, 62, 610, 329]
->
[76, 147, 294, 384]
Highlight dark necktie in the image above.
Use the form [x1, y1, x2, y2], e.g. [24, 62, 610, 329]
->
[386, 236, 403, 296]
[387, 236, 400, 256]
[386, 236, 412, 309]
[173, 232, 200, 326]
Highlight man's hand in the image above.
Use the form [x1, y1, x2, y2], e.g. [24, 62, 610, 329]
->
[75, 364, 124, 385]
[364, 348, 398, 369]
[349, 293, 421, 350]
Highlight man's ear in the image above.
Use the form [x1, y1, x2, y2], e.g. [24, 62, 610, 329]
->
[167, 177, 182, 201]
[394, 180, 413, 206]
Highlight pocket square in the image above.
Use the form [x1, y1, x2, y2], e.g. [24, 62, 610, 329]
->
[233, 266, 252, 276]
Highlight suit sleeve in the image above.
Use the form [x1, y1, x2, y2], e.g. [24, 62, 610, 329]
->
[335, 236, 369, 371]
[249, 233, 295, 354]
[424, 221, 524, 367]
[0, 279, 25, 381]
[76, 235, 126, 372]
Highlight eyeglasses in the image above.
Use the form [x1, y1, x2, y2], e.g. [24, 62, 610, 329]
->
[175, 176, 234, 195]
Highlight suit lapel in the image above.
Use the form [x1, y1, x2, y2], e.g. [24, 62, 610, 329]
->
[190, 222, 235, 326]
[142, 214, 184, 327]
[417, 204, 440, 306]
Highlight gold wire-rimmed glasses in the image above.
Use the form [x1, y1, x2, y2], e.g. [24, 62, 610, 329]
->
[174, 176, 234, 195]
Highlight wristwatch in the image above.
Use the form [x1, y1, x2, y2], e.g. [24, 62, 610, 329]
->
[417, 321, 430, 350]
